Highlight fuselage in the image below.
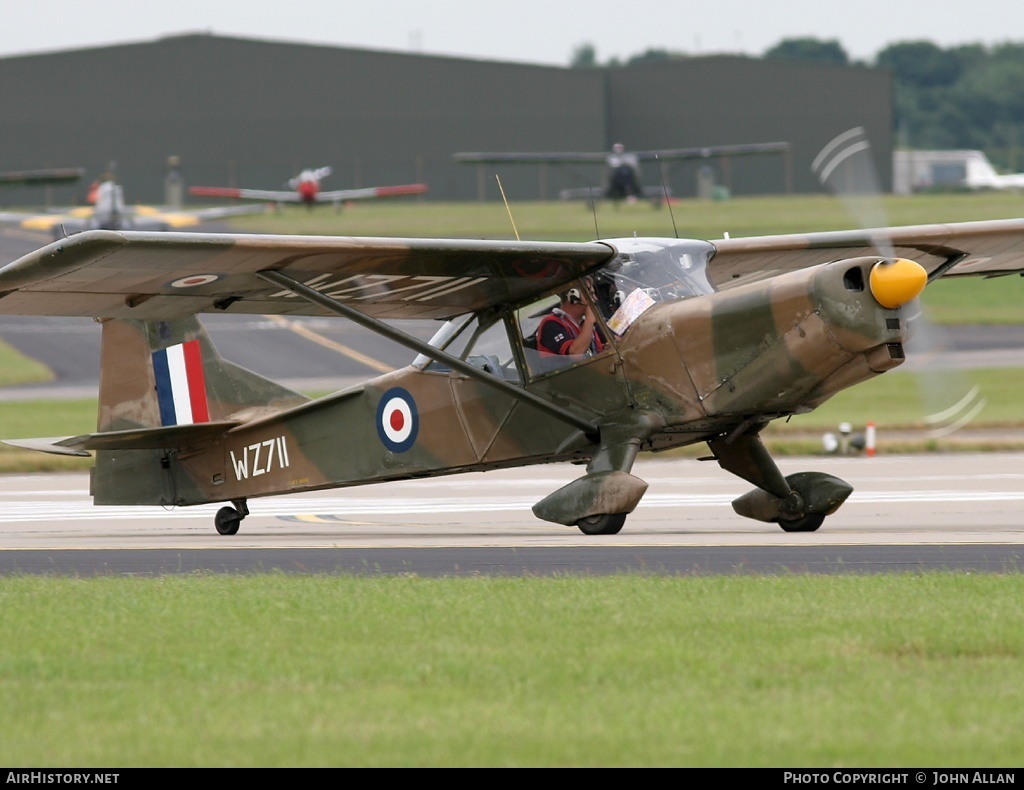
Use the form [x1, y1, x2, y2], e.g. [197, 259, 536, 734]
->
[146, 239, 915, 506]
[288, 167, 331, 205]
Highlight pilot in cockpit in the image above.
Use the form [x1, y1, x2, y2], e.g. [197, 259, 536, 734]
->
[536, 286, 606, 357]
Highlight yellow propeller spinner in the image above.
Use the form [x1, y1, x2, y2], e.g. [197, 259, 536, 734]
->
[869, 258, 928, 308]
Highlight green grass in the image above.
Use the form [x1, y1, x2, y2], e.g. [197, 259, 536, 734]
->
[0, 339, 53, 386]
[786, 367, 1024, 429]
[224, 192, 1024, 241]
[1, 573, 1023, 767]
[918, 278, 1024, 324]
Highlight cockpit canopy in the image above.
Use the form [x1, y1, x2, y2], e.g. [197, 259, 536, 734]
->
[415, 237, 719, 380]
[589, 237, 716, 333]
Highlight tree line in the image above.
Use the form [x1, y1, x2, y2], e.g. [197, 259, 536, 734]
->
[570, 38, 1024, 172]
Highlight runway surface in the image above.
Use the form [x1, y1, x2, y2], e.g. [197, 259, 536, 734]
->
[0, 453, 1022, 575]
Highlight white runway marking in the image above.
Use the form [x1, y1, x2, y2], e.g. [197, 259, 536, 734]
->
[0, 455, 1021, 550]
[0, 486, 1022, 522]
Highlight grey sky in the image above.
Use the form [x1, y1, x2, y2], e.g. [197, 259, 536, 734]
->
[4, 0, 1021, 66]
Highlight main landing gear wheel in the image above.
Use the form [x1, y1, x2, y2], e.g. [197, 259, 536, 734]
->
[214, 499, 248, 536]
[215, 507, 241, 535]
[575, 513, 627, 536]
[777, 513, 826, 533]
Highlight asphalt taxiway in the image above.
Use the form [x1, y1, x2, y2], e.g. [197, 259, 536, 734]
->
[0, 453, 1021, 575]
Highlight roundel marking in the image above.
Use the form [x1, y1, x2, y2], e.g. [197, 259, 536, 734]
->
[376, 387, 419, 453]
[513, 259, 562, 279]
[170, 274, 221, 288]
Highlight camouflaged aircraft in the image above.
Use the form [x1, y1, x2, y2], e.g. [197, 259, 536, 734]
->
[0, 218, 1022, 536]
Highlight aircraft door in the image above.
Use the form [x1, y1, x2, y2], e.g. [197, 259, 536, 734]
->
[426, 313, 525, 462]
[516, 290, 632, 417]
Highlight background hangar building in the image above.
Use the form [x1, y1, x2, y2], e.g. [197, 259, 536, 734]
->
[0, 33, 892, 206]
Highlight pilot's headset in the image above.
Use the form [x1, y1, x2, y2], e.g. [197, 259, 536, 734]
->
[565, 287, 583, 305]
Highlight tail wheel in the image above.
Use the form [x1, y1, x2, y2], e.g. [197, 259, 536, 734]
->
[777, 513, 826, 533]
[576, 513, 627, 536]
[215, 506, 242, 536]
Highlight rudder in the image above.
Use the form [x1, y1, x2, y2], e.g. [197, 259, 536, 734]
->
[91, 316, 310, 506]
[97, 316, 309, 432]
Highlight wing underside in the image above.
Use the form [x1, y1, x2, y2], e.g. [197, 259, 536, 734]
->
[0, 230, 616, 321]
[453, 142, 790, 164]
[316, 184, 428, 202]
[189, 186, 298, 202]
[1, 220, 1019, 324]
[190, 184, 428, 203]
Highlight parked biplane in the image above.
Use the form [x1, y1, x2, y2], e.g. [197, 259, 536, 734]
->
[453, 141, 791, 206]
[1, 205, 1022, 536]
[189, 166, 429, 211]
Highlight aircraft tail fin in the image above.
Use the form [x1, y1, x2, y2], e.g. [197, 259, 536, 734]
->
[85, 316, 311, 506]
[97, 316, 310, 434]
[2, 316, 311, 505]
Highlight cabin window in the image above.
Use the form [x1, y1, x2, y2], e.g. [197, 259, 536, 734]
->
[516, 289, 614, 379]
[416, 313, 520, 382]
[587, 238, 718, 336]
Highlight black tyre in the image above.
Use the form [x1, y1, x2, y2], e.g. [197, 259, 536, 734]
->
[576, 513, 627, 536]
[777, 513, 825, 533]
[215, 506, 241, 536]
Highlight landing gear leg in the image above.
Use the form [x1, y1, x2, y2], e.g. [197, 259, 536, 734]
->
[708, 432, 851, 532]
[214, 498, 249, 536]
[533, 427, 656, 536]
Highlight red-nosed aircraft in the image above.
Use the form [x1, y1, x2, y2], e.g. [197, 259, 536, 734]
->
[189, 166, 428, 211]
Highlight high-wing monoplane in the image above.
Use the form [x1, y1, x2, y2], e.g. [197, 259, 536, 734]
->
[454, 141, 791, 206]
[189, 166, 429, 211]
[0, 209, 1021, 536]
[0, 175, 269, 240]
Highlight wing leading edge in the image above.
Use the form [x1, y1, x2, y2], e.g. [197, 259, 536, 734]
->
[189, 184, 428, 204]
[453, 142, 790, 164]
[3, 219, 1015, 324]
[708, 218, 1024, 289]
[0, 230, 616, 321]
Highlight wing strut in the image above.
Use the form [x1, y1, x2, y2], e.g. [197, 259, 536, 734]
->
[256, 269, 601, 440]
